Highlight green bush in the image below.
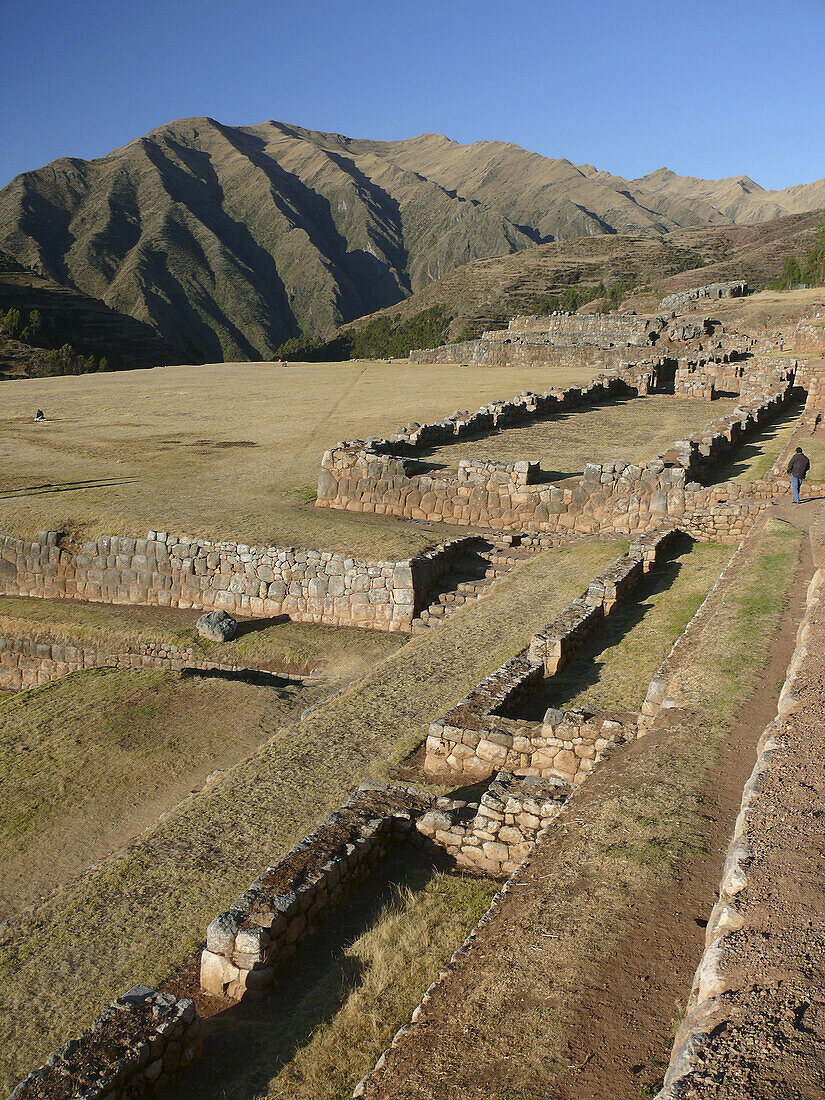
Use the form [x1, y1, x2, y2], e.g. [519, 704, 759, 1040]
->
[273, 306, 453, 362]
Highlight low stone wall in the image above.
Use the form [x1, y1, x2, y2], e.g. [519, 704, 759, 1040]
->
[200, 784, 437, 1000]
[0, 633, 303, 692]
[655, 564, 824, 1099]
[385, 373, 638, 448]
[0, 531, 474, 634]
[318, 379, 795, 542]
[417, 772, 570, 877]
[424, 532, 673, 782]
[6, 986, 201, 1100]
[794, 317, 825, 356]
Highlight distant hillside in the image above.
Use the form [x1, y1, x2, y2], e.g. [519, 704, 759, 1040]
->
[0, 251, 179, 378]
[1, 118, 823, 362]
[309, 210, 824, 357]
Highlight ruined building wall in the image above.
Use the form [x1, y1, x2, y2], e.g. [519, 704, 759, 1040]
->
[317, 385, 795, 544]
[0, 532, 472, 634]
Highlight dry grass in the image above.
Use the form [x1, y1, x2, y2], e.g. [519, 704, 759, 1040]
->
[541, 539, 733, 714]
[172, 863, 497, 1100]
[0, 595, 406, 677]
[421, 395, 739, 476]
[701, 287, 825, 331]
[262, 872, 496, 1100]
[0, 668, 311, 918]
[357, 519, 804, 1100]
[0, 538, 620, 1089]
[0, 360, 600, 558]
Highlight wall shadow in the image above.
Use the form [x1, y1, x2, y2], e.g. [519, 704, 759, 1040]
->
[161, 851, 449, 1100]
[510, 534, 694, 720]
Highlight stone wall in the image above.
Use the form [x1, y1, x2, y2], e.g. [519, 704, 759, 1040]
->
[655, 564, 824, 1099]
[0, 531, 474, 635]
[318, 381, 795, 543]
[794, 317, 825, 355]
[0, 633, 303, 692]
[659, 281, 748, 311]
[424, 532, 672, 783]
[6, 987, 201, 1100]
[200, 784, 437, 1000]
[416, 772, 570, 877]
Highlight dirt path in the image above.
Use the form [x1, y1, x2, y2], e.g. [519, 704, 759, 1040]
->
[360, 514, 814, 1100]
[554, 511, 813, 1099]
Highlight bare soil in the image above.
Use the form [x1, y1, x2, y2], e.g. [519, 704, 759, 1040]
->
[674, 520, 825, 1098]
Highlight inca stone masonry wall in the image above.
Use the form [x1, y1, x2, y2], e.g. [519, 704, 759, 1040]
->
[655, 562, 824, 1099]
[416, 772, 570, 877]
[200, 784, 437, 1000]
[0, 531, 473, 634]
[6, 987, 201, 1100]
[318, 379, 796, 544]
[424, 531, 671, 784]
[659, 280, 748, 312]
[0, 633, 302, 692]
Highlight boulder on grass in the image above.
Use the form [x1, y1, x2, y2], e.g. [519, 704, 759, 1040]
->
[196, 610, 238, 642]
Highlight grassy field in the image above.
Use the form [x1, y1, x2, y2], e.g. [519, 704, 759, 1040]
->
[355, 518, 805, 1100]
[0, 669, 313, 918]
[0, 360, 600, 558]
[530, 539, 733, 714]
[0, 595, 406, 677]
[0, 538, 621, 1090]
[422, 395, 739, 476]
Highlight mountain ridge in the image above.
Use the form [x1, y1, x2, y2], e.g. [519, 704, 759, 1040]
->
[1, 117, 823, 361]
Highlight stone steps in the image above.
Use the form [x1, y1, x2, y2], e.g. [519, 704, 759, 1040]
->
[410, 535, 541, 631]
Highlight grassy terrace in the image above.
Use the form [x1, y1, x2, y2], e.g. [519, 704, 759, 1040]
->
[0, 595, 405, 677]
[0, 538, 621, 1090]
[520, 538, 733, 716]
[0, 360, 599, 559]
[421, 394, 739, 476]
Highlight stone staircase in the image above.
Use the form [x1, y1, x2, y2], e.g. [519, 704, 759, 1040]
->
[411, 535, 537, 632]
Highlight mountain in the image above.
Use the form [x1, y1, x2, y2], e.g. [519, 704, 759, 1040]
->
[0, 118, 823, 361]
[0, 250, 179, 378]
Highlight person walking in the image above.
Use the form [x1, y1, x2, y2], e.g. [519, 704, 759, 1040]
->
[788, 446, 810, 504]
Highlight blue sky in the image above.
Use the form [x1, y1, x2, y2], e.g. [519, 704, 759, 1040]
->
[3, 0, 824, 190]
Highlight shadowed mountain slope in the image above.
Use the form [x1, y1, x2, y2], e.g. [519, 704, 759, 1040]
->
[0, 251, 180, 377]
[333, 210, 825, 345]
[1, 119, 823, 361]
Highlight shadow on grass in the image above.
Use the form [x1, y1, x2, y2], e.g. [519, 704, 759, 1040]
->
[509, 533, 695, 720]
[0, 476, 138, 499]
[162, 852, 445, 1100]
[702, 401, 805, 486]
[232, 615, 291, 638]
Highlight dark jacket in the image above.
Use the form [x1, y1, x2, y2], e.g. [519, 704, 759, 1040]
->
[788, 452, 810, 479]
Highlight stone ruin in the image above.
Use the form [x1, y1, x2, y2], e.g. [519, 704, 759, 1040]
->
[659, 280, 749, 312]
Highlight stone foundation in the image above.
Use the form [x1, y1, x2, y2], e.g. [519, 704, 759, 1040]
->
[0, 633, 303, 692]
[199, 784, 438, 1000]
[424, 531, 673, 782]
[417, 772, 570, 877]
[317, 374, 797, 542]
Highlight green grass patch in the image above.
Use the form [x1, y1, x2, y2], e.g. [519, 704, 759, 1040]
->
[542, 539, 732, 714]
[356, 519, 805, 1100]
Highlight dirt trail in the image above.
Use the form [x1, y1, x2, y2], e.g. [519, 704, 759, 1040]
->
[360, 510, 816, 1100]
